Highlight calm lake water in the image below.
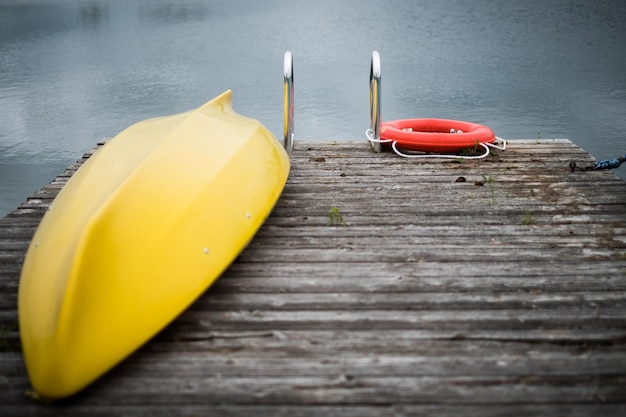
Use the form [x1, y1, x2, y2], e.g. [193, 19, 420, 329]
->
[1, 0, 626, 217]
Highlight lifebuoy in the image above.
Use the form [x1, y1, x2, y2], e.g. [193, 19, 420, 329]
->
[380, 118, 496, 153]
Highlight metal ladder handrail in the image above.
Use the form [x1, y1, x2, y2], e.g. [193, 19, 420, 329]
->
[369, 51, 382, 152]
[283, 51, 294, 154]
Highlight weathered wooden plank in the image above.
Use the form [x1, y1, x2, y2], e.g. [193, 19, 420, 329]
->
[34, 350, 626, 378]
[244, 233, 625, 250]
[185, 291, 626, 311]
[4, 348, 624, 385]
[234, 247, 623, 264]
[1, 405, 624, 417]
[144, 309, 626, 333]
[6, 374, 623, 405]
[261, 214, 626, 228]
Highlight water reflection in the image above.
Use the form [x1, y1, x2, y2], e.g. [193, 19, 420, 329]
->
[138, 2, 209, 24]
[80, 2, 108, 30]
[0, 3, 75, 42]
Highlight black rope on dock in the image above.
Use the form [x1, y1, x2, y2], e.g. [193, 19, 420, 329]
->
[570, 154, 626, 172]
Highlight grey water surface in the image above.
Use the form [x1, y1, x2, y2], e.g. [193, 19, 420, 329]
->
[1, 0, 626, 217]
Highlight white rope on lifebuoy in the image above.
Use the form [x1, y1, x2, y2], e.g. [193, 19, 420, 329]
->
[366, 128, 507, 160]
[392, 140, 492, 159]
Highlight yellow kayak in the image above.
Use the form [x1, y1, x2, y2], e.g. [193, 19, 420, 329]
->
[18, 90, 290, 399]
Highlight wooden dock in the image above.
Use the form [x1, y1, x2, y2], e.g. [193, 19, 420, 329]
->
[1, 139, 625, 416]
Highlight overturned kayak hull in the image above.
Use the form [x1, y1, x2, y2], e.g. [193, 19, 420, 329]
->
[18, 90, 290, 399]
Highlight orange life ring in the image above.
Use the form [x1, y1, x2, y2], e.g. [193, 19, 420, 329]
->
[380, 118, 496, 153]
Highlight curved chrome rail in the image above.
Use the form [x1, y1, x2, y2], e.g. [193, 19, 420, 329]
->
[369, 51, 382, 152]
[283, 51, 294, 154]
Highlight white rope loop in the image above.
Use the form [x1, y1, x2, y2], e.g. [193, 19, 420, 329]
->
[365, 128, 392, 144]
[486, 136, 507, 151]
[392, 141, 491, 159]
[366, 129, 507, 160]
